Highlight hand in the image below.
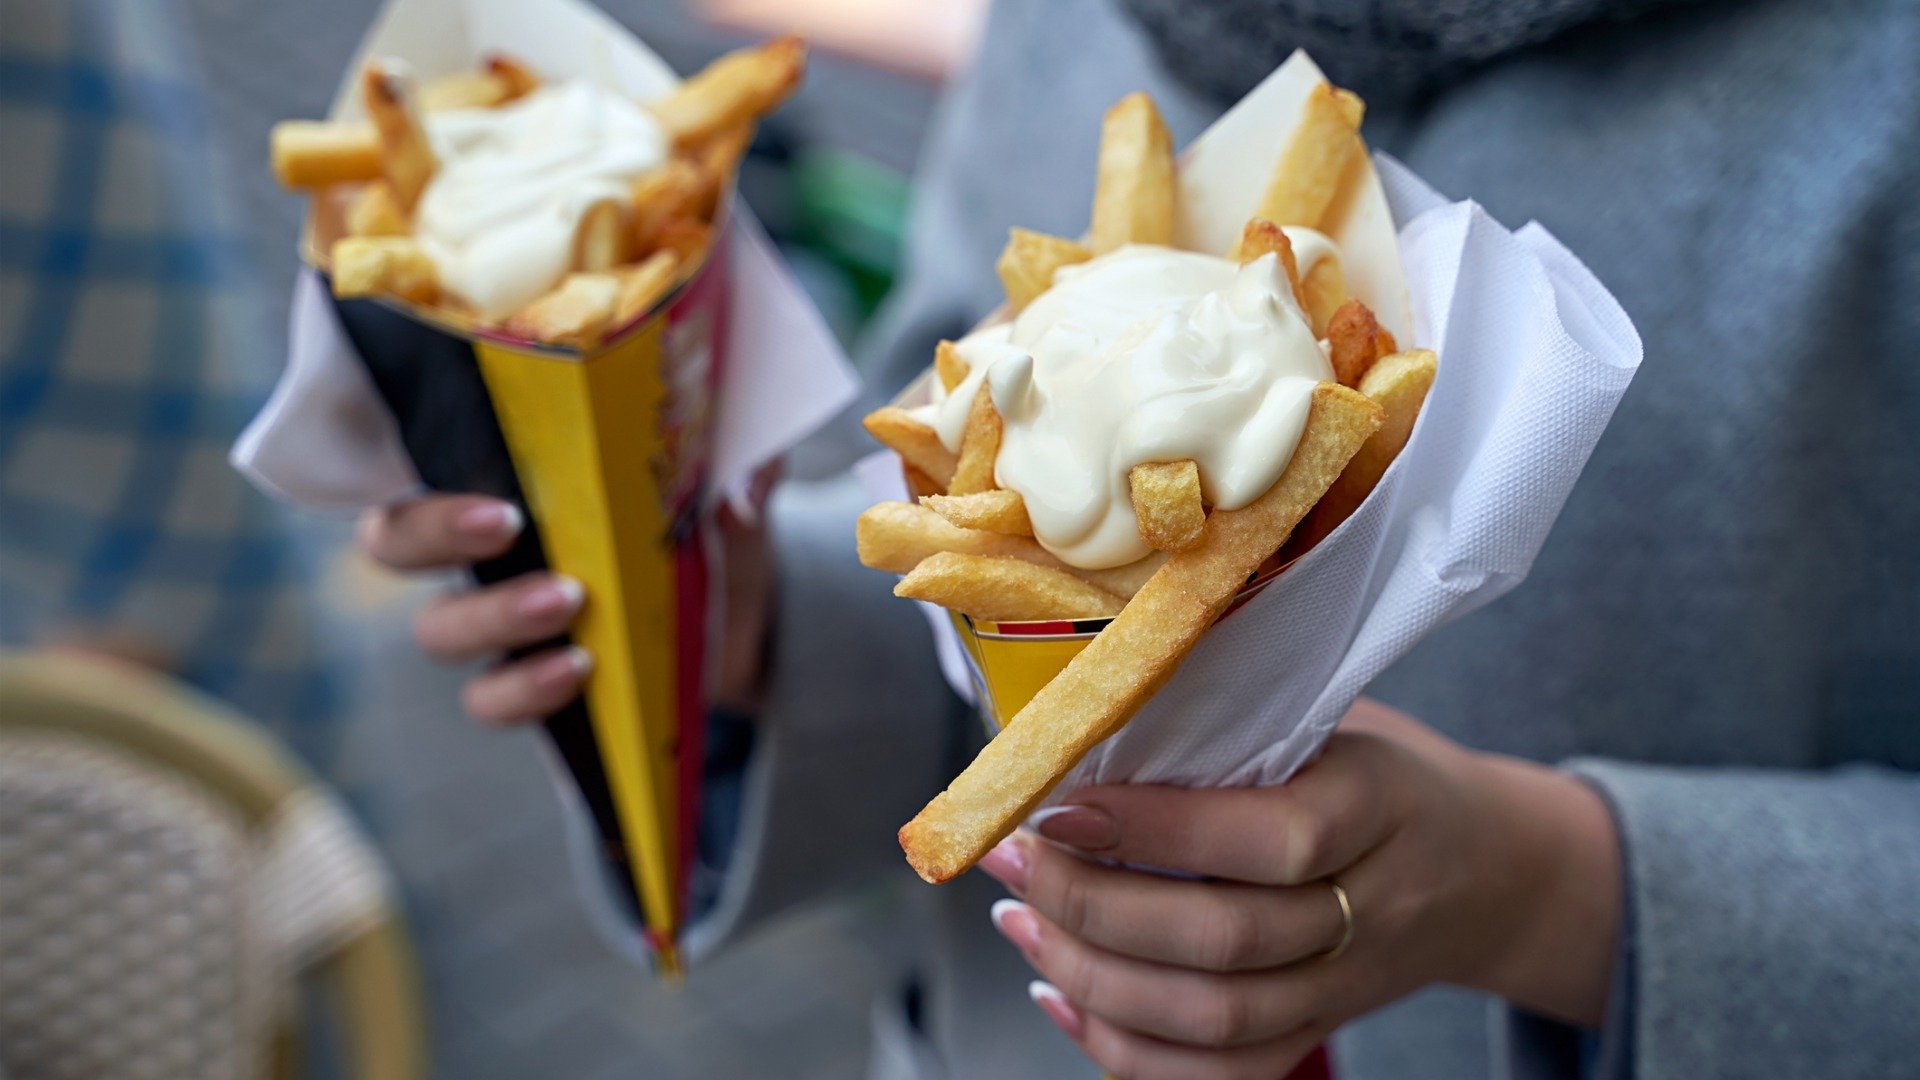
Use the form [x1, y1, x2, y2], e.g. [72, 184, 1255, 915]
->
[977, 699, 1621, 1080]
[358, 474, 777, 727]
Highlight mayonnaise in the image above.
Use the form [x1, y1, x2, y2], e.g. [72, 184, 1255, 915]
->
[413, 81, 668, 321]
[920, 238, 1336, 569]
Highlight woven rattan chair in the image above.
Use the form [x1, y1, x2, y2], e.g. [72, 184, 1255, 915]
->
[0, 651, 425, 1080]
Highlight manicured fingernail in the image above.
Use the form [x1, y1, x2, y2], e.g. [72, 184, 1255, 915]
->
[518, 575, 585, 621]
[1028, 981, 1083, 1040]
[990, 899, 1040, 955]
[456, 501, 523, 539]
[534, 646, 592, 688]
[978, 835, 1031, 894]
[1030, 805, 1117, 852]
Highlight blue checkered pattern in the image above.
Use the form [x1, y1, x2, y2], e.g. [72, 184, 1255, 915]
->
[0, 0, 339, 761]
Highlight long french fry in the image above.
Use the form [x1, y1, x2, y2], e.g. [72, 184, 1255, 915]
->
[897, 552, 1125, 622]
[330, 237, 438, 303]
[631, 160, 705, 249]
[856, 502, 1157, 599]
[1327, 299, 1381, 388]
[1089, 93, 1175, 253]
[1233, 218, 1304, 310]
[361, 62, 438, 211]
[1286, 350, 1437, 556]
[691, 122, 753, 219]
[504, 271, 620, 347]
[651, 218, 711, 268]
[572, 197, 633, 272]
[863, 408, 958, 491]
[484, 53, 542, 101]
[935, 341, 969, 393]
[270, 121, 382, 188]
[1300, 256, 1348, 336]
[898, 384, 1384, 883]
[948, 387, 1003, 497]
[345, 181, 409, 237]
[650, 36, 806, 149]
[1129, 460, 1207, 552]
[1254, 82, 1364, 229]
[613, 250, 680, 326]
[921, 490, 1033, 536]
[420, 69, 513, 111]
[997, 229, 1092, 313]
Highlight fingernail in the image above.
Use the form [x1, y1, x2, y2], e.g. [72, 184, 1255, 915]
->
[1030, 805, 1117, 852]
[990, 899, 1040, 955]
[534, 646, 592, 688]
[978, 835, 1031, 894]
[1028, 981, 1084, 1040]
[456, 501, 523, 539]
[518, 575, 585, 621]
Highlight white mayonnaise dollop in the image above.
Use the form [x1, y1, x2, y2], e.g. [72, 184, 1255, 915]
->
[919, 237, 1336, 569]
[413, 81, 668, 321]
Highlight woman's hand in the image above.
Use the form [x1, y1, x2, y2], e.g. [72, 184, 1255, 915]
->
[978, 699, 1621, 1080]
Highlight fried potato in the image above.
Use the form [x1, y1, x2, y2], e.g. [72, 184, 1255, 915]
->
[948, 386, 1003, 497]
[691, 122, 753, 218]
[631, 160, 706, 248]
[921, 489, 1033, 536]
[361, 62, 438, 211]
[1233, 217, 1304, 309]
[270, 121, 382, 188]
[1327, 298, 1382, 388]
[856, 502, 1156, 599]
[1129, 460, 1207, 552]
[345, 181, 408, 237]
[1300, 255, 1349, 336]
[863, 408, 958, 491]
[903, 464, 942, 499]
[330, 237, 439, 303]
[651, 217, 711, 268]
[898, 384, 1385, 883]
[935, 340, 969, 393]
[1376, 327, 1398, 357]
[613, 250, 680, 326]
[484, 53, 543, 101]
[896, 552, 1124, 622]
[1254, 82, 1364, 230]
[996, 229, 1092, 313]
[504, 271, 620, 348]
[420, 70, 513, 112]
[650, 36, 806, 149]
[1089, 92, 1175, 253]
[1287, 350, 1437, 556]
[572, 197, 633, 272]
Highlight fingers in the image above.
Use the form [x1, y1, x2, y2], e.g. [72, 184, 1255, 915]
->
[460, 645, 592, 726]
[1031, 736, 1402, 884]
[1063, 1002, 1328, 1080]
[359, 494, 524, 571]
[1008, 835, 1348, 972]
[413, 572, 584, 663]
[991, 897, 1323, 1049]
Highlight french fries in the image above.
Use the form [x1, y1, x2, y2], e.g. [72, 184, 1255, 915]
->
[1300, 256, 1348, 336]
[418, 53, 543, 110]
[997, 229, 1092, 313]
[934, 341, 969, 393]
[649, 36, 806, 148]
[896, 553, 1125, 622]
[270, 121, 382, 188]
[1327, 298, 1383, 388]
[1089, 93, 1176, 253]
[856, 502, 1157, 600]
[651, 218, 712, 268]
[330, 237, 438, 303]
[572, 197, 633, 272]
[630, 160, 706, 249]
[1254, 82, 1364, 229]
[1287, 349, 1438, 556]
[863, 409, 958, 491]
[360, 63, 437, 211]
[920, 490, 1033, 536]
[503, 271, 620, 348]
[614, 251, 681, 327]
[1234, 217, 1304, 309]
[948, 388, 1003, 497]
[1130, 460, 1207, 552]
[345, 181, 409, 237]
[899, 385, 1384, 882]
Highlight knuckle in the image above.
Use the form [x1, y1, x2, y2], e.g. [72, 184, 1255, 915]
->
[1056, 944, 1103, 1009]
[1280, 812, 1333, 883]
[1195, 901, 1259, 971]
[1053, 868, 1096, 941]
[1189, 983, 1252, 1048]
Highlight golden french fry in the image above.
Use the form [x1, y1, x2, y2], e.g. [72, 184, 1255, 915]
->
[330, 237, 438, 303]
[1327, 299, 1381, 388]
[863, 408, 958, 491]
[1089, 92, 1175, 253]
[996, 229, 1092, 313]
[691, 122, 753, 218]
[1129, 460, 1207, 552]
[856, 502, 1155, 599]
[651, 217, 712, 268]
[1233, 218, 1304, 310]
[1287, 350, 1437, 556]
[420, 70, 513, 112]
[345, 181, 409, 237]
[898, 384, 1385, 883]
[572, 197, 633, 272]
[896, 552, 1124, 622]
[948, 386, 1003, 497]
[1254, 82, 1364, 229]
[934, 340, 969, 393]
[361, 62, 438, 211]
[902, 464, 942, 499]
[613, 250, 680, 326]
[631, 160, 706, 249]
[920, 489, 1033, 536]
[484, 53, 543, 101]
[650, 36, 806, 149]
[270, 121, 382, 188]
[1375, 327, 1398, 357]
[504, 271, 620, 347]
[1300, 255, 1348, 336]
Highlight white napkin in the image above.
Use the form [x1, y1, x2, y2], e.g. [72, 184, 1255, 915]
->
[876, 152, 1642, 794]
[232, 210, 858, 514]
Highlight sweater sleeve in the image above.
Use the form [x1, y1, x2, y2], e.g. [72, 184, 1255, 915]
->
[1497, 762, 1920, 1080]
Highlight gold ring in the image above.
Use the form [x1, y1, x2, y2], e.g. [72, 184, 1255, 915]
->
[1320, 882, 1354, 962]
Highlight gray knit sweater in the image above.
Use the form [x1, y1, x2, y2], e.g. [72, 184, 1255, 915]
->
[740, 0, 1920, 1076]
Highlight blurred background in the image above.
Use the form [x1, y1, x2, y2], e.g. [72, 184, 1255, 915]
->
[0, 0, 985, 1076]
